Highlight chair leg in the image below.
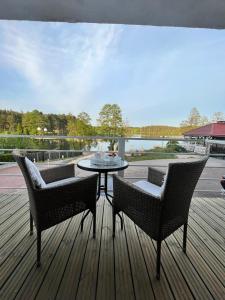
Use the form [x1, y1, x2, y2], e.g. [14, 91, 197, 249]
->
[112, 207, 116, 238]
[117, 213, 123, 231]
[80, 210, 91, 233]
[183, 222, 188, 254]
[93, 208, 96, 239]
[37, 231, 41, 267]
[30, 211, 33, 236]
[156, 240, 161, 280]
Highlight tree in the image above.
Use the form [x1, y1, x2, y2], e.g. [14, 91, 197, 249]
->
[77, 112, 91, 125]
[67, 112, 94, 136]
[97, 104, 126, 150]
[22, 110, 48, 134]
[0, 109, 22, 133]
[180, 107, 210, 127]
[180, 107, 202, 127]
[66, 114, 77, 136]
[212, 112, 225, 122]
[200, 115, 209, 125]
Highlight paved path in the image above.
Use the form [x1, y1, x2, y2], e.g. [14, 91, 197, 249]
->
[1, 157, 225, 196]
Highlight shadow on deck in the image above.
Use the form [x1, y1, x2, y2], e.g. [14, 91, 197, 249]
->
[0, 192, 225, 299]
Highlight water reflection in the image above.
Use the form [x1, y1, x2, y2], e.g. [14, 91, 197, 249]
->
[0, 137, 166, 152]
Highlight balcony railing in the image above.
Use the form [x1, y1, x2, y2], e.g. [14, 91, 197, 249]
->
[0, 134, 224, 195]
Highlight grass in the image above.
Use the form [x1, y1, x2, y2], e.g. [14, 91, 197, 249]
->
[125, 152, 176, 162]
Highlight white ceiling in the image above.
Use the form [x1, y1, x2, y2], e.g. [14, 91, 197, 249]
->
[0, 0, 225, 29]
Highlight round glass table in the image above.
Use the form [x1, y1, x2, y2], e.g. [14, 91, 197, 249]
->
[77, 158, 128, 231]
[77, 158, 129, 202]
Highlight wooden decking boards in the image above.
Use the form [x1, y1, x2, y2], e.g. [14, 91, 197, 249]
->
[0, 192, 225, 300]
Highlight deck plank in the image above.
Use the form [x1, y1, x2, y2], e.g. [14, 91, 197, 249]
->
[191, 201, 225, 239]
[156, 236, 194, 299]
[55, 209, 93, 300]
[0, 204, 29, 235]
[114, 214, 135, 300]
[189, 210, 225, 255]
[0, 210, 29, 248]
[0, 224, 58, 299]
[166, 234, 213, 299]
[36, 214, 83, 299]
[188, 215, 225, 268]
[123, 216, 155, 299]
[15, 225, 68, 299]
[75, 199, 104, 300]
[16, 214, 81, 300]
[173, 229, 225, 299]
[0, 195, 27, 224]
[181, 226, 225, 286]
[96, 201, 115, 300]
[211, 197, 225, 209]
[200, 197, 225, 212]
[0, 193, 19, 209]
[0, 194, 24, 215]
[135, 227, 174, 300]
[0, 193, 225, 300]
[195, 197, 225, 223]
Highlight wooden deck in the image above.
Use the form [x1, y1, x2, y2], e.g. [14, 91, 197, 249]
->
[0, 192, 225, 300]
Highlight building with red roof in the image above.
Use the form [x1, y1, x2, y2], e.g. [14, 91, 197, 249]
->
[184, 121, 225, 139]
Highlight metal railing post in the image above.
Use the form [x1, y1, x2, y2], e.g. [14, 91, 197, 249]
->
[118, 137, 125, 177]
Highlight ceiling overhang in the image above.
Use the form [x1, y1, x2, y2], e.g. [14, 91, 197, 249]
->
[0, 0, 225, 29]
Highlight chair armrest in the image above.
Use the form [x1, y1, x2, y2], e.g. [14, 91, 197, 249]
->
[113, 175, 161, 239]
[40, 164, 75, 183]
[34, 174, 98, 213]
[148, 167, 166, 186]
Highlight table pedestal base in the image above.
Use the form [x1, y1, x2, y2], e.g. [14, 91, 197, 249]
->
[80, 172, 123, 233]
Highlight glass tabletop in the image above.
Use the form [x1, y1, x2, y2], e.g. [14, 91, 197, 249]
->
[77, 159, 129, 172]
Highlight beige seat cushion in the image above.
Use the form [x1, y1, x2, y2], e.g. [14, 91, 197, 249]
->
[133, 180, 162, 198]
[25, 157, 46, 188]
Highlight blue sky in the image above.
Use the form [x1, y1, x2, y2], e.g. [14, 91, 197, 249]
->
[0, 20, 225, 126]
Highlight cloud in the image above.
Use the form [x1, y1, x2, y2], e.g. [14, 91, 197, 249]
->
[0, 21, 122, 114]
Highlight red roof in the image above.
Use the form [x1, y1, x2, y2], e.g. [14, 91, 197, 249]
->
[184, 122, 225, 137]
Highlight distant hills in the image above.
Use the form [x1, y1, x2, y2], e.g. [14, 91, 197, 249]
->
[126, 125, 197, 137]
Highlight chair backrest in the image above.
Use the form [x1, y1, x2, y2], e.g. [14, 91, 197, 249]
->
[14, 154, 38, 214]
[14, 154, 35, 190]
[161, 156, 208, 225]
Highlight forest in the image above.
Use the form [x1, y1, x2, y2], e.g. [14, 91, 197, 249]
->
[0, 106, 224, 137]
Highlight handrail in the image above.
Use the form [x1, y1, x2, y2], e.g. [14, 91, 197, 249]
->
[1, 134, 224, 194]
[0, 148, 83, 152]
[0, 133, 195, 142]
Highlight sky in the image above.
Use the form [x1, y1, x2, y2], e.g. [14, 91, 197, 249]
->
[0, 20, 225, 126]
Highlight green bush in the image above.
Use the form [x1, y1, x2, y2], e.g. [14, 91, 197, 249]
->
[165, 141, 186, 153]
[0, 153, 15, 162]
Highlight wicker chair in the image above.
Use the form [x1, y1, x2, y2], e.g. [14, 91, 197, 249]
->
[112, 157, 208, 279]
[14, 155, 98, 266]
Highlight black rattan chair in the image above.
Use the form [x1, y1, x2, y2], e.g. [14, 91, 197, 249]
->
[112, 157, 208, 279]
[14, 155, 98, 266]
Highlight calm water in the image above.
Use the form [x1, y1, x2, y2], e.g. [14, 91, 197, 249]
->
[1, 136, 168, 153]
[90, 139, 167, 152]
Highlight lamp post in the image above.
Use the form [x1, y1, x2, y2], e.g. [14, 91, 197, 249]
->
[37, 127, 48, 134]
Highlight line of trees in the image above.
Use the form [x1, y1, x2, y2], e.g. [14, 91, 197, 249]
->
[180, 107, 225, 127]
[0, 109, 69, 135]
[0, 104, 126, 139]
[1, 106, 224, 138]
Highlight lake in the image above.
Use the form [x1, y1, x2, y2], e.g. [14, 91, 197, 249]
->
[90, 139, 167, 152]
[0, 136, 171, 153]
